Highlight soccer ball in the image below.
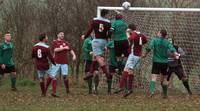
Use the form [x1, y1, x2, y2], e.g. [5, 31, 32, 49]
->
[122, 1, 131, 10]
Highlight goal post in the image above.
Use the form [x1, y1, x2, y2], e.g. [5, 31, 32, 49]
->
[97, 6, 200, 17]
[97, 6, 200, 93]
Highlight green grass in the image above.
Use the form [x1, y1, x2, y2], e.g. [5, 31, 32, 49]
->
[0, 78, 200, 111]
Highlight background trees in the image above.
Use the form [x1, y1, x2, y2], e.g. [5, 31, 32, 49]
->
[0, 0, 199, 84]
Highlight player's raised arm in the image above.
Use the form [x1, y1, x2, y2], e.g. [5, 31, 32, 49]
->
[82, 20, 94, 40]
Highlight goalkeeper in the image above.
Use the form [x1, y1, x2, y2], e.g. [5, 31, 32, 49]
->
[167, 38, 192, 95]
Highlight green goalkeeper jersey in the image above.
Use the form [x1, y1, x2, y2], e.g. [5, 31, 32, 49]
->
[0, 42, 14, 66]
[107, 41, 117, 67]
[82, 37, 92, 61]
[111, 19, 128, 41]
[146, 37, 175, 63]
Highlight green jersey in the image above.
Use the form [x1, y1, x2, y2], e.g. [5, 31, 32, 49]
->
[146, 37, 175, 63]
[82, 37, 92, 61]
[107, 41, 117, 66]
[111, 19, 128, 41]
[0, 42, 14, 66]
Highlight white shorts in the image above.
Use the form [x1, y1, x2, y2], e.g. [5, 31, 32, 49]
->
[125, 54, 141, 70]
[48, 64, 69, 78]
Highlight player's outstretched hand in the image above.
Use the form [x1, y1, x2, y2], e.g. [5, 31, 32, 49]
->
[1, 64, 5, 69]
[89, 51, 93, 55]
[81, 35, 85, 40]
[174, 52, 181, 59]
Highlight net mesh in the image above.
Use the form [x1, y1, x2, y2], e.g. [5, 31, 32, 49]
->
[98, 9, 200, 94]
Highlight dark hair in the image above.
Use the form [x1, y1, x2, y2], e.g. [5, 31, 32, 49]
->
[101, 9, 109, 17]
[39, 33, 47, 41]
[4, 31, 10, 35]
[57, 31, 64, 35]
[115, 13, 123, 20]
[128, 24, 136, 30]
[160, 29, 167, 38]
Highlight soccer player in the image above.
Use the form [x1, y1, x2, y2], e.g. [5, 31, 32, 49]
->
[114, 24, 147, 97]
[106, 40, 118, 94]
[167, 38, 192, 95]
[0, 32, 17, 91]
[110, 13, 129, 73]
[81, 9, 112, 90]
[46, 31, 76, 97]
[143, 29, 177, 98]
[32, 33, 55, 96]
[82, 35, 99, 94]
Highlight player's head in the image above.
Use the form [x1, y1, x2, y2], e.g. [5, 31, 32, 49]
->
[101, 9, 109, 17]
[115, 13, 123, 20]
[57, 31, 64, 40]
[4, 31, 11, 42]
[128, 24, 136, 31]
[39, 33, 48, 43]
[158, 29, 167, 38]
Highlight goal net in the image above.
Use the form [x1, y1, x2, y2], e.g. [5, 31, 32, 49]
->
[97, 6, 200, 94]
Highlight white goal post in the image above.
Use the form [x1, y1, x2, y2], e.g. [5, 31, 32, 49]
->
[97, 6, 200, 17]
[96, 6, 200, 93]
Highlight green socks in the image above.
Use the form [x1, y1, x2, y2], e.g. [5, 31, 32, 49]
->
[11, 77, 16, 88]
[149, 81, 155, 94]
[87, 77, 93, 94]
[162, 84, 168, 97]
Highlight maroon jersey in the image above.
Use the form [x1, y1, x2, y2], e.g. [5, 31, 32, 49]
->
[84, 17, 111, 39]
[32, 42, 55, 71]
[52, 39, 71, 64]
[128, 31, 147, 56]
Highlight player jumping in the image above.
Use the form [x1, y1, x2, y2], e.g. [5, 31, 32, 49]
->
[81, 9, 112, 94]
[114, 24, 147, 97]
[110, 13, 129, 73]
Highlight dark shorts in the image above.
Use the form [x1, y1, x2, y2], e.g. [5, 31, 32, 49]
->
[114, 40, 129, 57]
[84, 60, 98, 73]
[0, 65, 16, 75]
[109, 65, 118, 73]
[152, 62, 168, 75]
[167, 65, 186, 81]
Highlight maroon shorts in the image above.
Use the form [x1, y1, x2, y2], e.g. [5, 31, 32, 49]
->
[114, 40, 129, 57]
